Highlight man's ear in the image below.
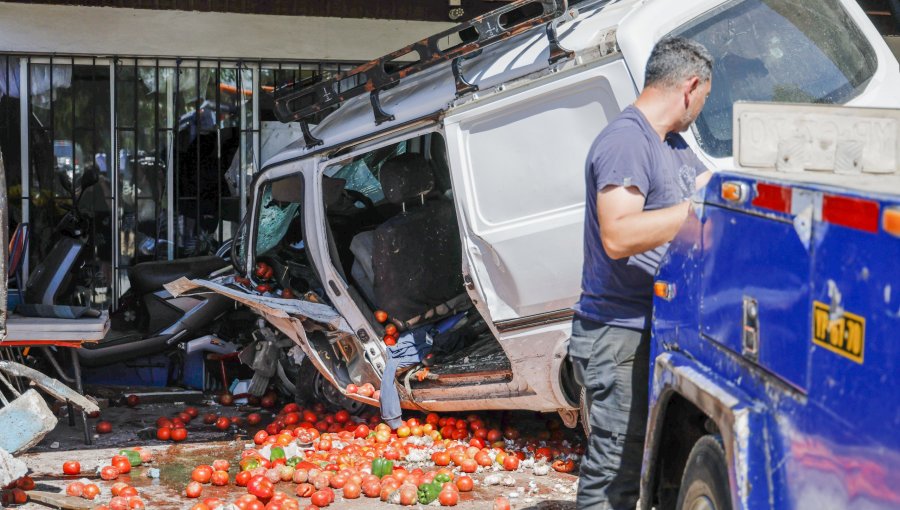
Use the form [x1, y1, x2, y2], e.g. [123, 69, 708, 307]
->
[684, 76, 700, 108]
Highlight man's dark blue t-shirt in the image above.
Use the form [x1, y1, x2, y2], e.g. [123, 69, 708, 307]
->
[571, 106, 705, 353]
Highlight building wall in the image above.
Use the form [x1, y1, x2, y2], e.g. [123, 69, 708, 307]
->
[0, 2, 453, 60]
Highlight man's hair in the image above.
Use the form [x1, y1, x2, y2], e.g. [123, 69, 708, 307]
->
[644, 37, 713, 89]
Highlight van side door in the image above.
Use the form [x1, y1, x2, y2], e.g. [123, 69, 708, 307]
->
[442, 57, 636, 324]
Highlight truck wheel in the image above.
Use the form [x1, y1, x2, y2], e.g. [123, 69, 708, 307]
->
[579, 386, 591, 438]
[676, 435, 732, 510]
[295, 356, 366, 415]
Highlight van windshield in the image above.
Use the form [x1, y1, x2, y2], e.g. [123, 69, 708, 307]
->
[676, 0, 878, 158]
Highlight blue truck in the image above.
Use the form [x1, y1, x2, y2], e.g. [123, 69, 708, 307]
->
[646, 102, 900, 510]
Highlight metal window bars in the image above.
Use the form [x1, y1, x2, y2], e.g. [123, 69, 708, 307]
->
[273, 0, 573, 148]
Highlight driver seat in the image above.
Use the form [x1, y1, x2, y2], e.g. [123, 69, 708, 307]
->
[355, 153, 464, 323]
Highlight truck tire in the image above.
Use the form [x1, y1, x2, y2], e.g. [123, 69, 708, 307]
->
[676, 435, 732, 510]
[295, 356, 367, 415]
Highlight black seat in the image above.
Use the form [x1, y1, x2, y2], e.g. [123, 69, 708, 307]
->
[128, 255, 228, 295]
[370, 153, 464, 322]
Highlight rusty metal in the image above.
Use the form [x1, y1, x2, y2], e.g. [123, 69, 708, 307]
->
[274, 0, 569, 129]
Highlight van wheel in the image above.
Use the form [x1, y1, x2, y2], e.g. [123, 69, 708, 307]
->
[579, 386, 591, 438]
[296, 357, 366, 415]
[676, 435, 732, 510]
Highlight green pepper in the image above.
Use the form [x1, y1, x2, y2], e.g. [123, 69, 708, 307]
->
[269, 446, 286, 462]
[371, 457, 394, 478]
[240, 457, 260, 471]
[286, 456, 303, 468]
[118, 450, 142, 467]
[434, 472, 451, 484]
[417, 481, 441, 505]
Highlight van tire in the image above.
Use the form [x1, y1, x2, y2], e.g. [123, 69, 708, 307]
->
[676, 435, 732, 510]
[296, 357, 366, 415]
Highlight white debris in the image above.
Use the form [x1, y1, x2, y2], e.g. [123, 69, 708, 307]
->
[509, 491, 520, 499]
[405, 449, 429, 463]
[0, 447, 27, 487]
[532, 462, 550, 476]
[146, 468, 160, 479]
[483, 473, 504, 486]
[502, 476, 516, 487]
[50, 441, 60, 449]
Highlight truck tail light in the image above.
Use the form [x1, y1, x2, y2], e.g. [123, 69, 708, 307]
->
[883, 207, 900, 238]
[822, 195, 879, 234]
[751, 183, 792, 213]
[721, 181, 749, 203]
[654, 281, 676, 301]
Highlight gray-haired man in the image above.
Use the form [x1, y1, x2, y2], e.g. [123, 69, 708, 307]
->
[570, 37, 713, 509]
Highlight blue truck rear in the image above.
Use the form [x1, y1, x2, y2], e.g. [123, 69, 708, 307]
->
[644, 103, 900, 510]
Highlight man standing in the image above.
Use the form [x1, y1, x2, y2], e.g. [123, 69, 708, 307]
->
[570, 37, 713, 509]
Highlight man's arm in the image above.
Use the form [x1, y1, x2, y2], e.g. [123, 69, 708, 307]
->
[597, 185, 691, 260]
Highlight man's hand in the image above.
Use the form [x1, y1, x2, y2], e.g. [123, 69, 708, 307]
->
[597, 185, 692, 260]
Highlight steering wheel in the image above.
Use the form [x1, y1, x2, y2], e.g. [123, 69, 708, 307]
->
[345, 189, 376, 214]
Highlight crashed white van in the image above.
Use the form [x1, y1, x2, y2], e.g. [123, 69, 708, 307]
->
[238, 0, 900, 428]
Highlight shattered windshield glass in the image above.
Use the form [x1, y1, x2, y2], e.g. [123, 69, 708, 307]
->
[324, 141, 407, 203]
[677, 0, 878, 158]
[255, 177, 303, 256]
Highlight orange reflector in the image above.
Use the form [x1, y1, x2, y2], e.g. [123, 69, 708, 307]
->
[721, 181, 746, 203]
[654, 281, 675, 301]
[884, 207, 900, 238]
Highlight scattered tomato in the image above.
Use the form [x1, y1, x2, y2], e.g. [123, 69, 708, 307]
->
[96, 421, 113, 434]
[186, 481, 203, 498]
[62, 460, 80, 475]
[125, 394, 140, 407]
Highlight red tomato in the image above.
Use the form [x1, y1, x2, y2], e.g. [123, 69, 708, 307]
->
[384, 324, 397, 337]
[212, 459, 230, 472]
[460, 458, 478, 473]
[357, 384, 375, 398]
[494, 496, 511, 510]
[353, 424, 370, 438]
[374, 310, 388, 323]
[247, 413, 262, 425]
[502, 454, 520, 471]
[295, 482, 315, 497]
[398, 484, 418, 506]
[456, 475, 473, 492]
[431, 451, 451, 466]
[110, 482, 129, 497]
[361, 480, 381, 498]
[100, 465, 120, 481]
[215, 417, 231, 431]
[62, 460, 81, 475]
[83, 483, 100, 500]
[203, 413, 218, 424]
[96, 421, 113, 434]
[439, 489, 459, 506]
[311, 490, 332, 507]
[383, 335, 397, 346]
[235, 470, 252, 487]
[65, 481, 84, 497]
[157, 427, 172, 441]
[345, 384, 358, 394]
[119, 486, 138, 498]
[192, 465, 213, 483]
[186, 481, 203, 498]
[171, 427, 188, 442]
[247, 475, 275, 500]
[254, 430, 269, 445]
[112, 456, 131, 474]
[211, 470, 229, 486]
[109, 496, 129, 510]
[125, 394, 140, 407]
[342, 481, 361, 499]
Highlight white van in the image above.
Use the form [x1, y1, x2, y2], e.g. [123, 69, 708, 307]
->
[238, 0, 900, 427]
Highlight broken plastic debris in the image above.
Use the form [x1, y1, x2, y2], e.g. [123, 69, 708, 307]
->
[146, 468, 160, 478]
[50, 441, 60, 449]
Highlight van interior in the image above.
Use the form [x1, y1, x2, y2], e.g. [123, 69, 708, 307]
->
[321, 132, 512, 388]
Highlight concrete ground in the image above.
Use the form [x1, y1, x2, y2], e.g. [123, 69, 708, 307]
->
[13, 395, 581, 509]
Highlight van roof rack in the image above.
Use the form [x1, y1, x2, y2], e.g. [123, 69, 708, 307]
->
[274, 0, 572, 148]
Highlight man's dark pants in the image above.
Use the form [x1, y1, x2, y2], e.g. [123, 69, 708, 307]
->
[570, 317, 650, 509]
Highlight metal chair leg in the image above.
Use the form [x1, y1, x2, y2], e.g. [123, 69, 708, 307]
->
[71, 350, 91, 445]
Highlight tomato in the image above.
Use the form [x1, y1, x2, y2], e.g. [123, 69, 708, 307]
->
[192, 465, 213, 483]
[493, 496, 511, 510]
[357, 384, 375, 398]
[374, 310, 388, 323]
[112, 456, 132, 474]
[109, 497, 129, 510]
[212, 459, 230, 472]
[254, 430, 269, 445]
[211, 470, 229, 486]
[191, 504, 211, 510]
[96, 421, 113, 434]
[534, 447, 553, 461]
[255, 262, 269, 278]
[383, 335, 397, 346]
[156, 416, 173, 428]
[215, 417, 231, 431]
[125, 394, 140, 407]
[83, 483, 100, 500]
[551, 459, 576, 473]
[65, 482, 84, 497]
[295, 482, 315, 497]
[502, 454, 520, 471]
[460, 459, 477, 474]
[118, 486, 138, 498]
[157, 427, 172, 441]
[248, 475, 275, 500]
[203, 413, 218, 424]
[62, 460, 80, 475]
[247, 413, 262, 425]
[100, 465, 120, 481]
[310, 490, 331, 507]
[128, 497, 145, 509]
[342, 481, 361, 499]
[171, 427, 188, 442]
[353, 424, 370, 438]
[179, 412, 193, 423]
[110, 482, 130, 496]
[186, 481, 203, 498]
[384, 323, 397, 337]
[260, 394, 277, 409]
[439, 489, 459, 506]
[235, 470, 252, 487]
[487, 429, 502, 443]
[361, 480, 381, 498]
[219, 393, 235, 406]
[456, 475, 473, 492]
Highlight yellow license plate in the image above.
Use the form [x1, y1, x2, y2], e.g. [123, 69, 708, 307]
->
[812, 301, 865, 364]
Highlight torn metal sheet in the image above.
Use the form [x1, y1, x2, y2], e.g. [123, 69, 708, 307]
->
[0, 361, 99, 414]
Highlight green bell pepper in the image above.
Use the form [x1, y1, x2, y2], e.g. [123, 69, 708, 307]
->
[269, 446, 286, 461]
[118, 450, 142, 467]
[286, 456, 304, 468]
[418, 481, 441, 505]
[434, 472, 451, 484]
[371, 457, 394, 478]
[240, 457, 260, 471]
